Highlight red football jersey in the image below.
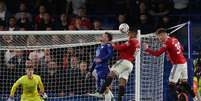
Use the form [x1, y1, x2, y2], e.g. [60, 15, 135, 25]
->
[113, 38, 140, 61]
[145, 37, 186, 64]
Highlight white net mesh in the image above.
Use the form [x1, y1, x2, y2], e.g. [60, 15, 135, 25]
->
[0, 30, 164, 101]
[139, 34, 164, 101]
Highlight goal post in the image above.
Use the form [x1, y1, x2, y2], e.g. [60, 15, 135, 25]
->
[135, 29, 141, 101]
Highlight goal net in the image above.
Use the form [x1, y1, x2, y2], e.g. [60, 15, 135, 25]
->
[0, 30, 164, 101]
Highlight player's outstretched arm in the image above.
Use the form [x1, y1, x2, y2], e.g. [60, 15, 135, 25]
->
[143, 43, 166, 57]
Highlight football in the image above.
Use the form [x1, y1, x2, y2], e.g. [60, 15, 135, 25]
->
[119, 23, 129, 33]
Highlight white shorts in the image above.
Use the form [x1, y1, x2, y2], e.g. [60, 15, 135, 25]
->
[111, 59, 133, 80]
[169, 62, 188, 83]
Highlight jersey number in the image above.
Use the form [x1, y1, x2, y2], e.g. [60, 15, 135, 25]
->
[174, 42, 181, 54]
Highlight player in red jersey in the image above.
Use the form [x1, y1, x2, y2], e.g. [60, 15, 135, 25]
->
[143, 28, 198, 101]
[100, 28, 140, 101]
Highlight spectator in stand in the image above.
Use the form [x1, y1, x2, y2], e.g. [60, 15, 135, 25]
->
[77, 61, 96, 94]
[148, 2, 170, 18]
[139, 2, 148, 15]
[28, 49, 45, 67]
[43, 49, 51, 64]
[38, 0, 67, 16]
[19, 26, 26, 31]
[0, 1, 11, 23]
[55, 13, 69, 30]
[71, 8, 92, 30]
[42, 61, 65, 97]
[65, 70, 76, 96]
[78, 7, 92, 30]
[37, 12, 53, 30]
[77, 47, 92, 63]
[68, 24, 77, 30]
[35, 5, 47, 29]
[65, 60, 95, 95]
[114, 14, 127, 29]
[28, 50, 45, 62]
[16, 12, 33, 30]
[6, 16, 18, 31]
[93, 19, 103, 30]
[158, 16, 173, 28]
[73, 17, 82, 30]
[172, 0, 189, 14]
[137, 14, 155, 33]
[63, 47, 79, 70]
[15, 3, 32, 22]
[4, 50, 15, 65]
[67, 0, 86, 16]
[7, 50, 27, 70]
[0, 19, 5, 30]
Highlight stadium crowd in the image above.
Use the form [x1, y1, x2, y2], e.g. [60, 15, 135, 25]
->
[0, 0, 200, 99]
[0, 0, 199, 31]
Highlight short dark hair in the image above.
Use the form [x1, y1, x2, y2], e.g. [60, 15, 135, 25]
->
[25, 60, 34, 69]
[128, 27, 137, 38]
[155, 28, 167, 35]
[129, 27, 137, 33]
[105, 32, 113, 41]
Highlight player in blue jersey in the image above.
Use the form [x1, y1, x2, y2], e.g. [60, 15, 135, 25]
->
[86, 32, 114, 100]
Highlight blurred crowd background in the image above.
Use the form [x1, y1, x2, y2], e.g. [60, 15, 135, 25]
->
[0, 0, 199, 32]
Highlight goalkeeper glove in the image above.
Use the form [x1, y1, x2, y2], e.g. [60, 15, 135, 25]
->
[7, 97, 14, 101]
[41, 93, 48, 99]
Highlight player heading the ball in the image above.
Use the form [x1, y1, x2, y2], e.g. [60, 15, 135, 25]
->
[100, 27, 140, 101]
[143, 28, 199, 101]
[7, 60, 47, 101]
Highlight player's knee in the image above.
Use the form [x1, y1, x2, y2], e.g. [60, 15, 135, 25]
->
[119, 78, 126, 87]
[119, 85, 125, 96]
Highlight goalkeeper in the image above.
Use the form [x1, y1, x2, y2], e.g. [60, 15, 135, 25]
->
[86, 32, 113, 98]
[7, 60, 47, 101]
